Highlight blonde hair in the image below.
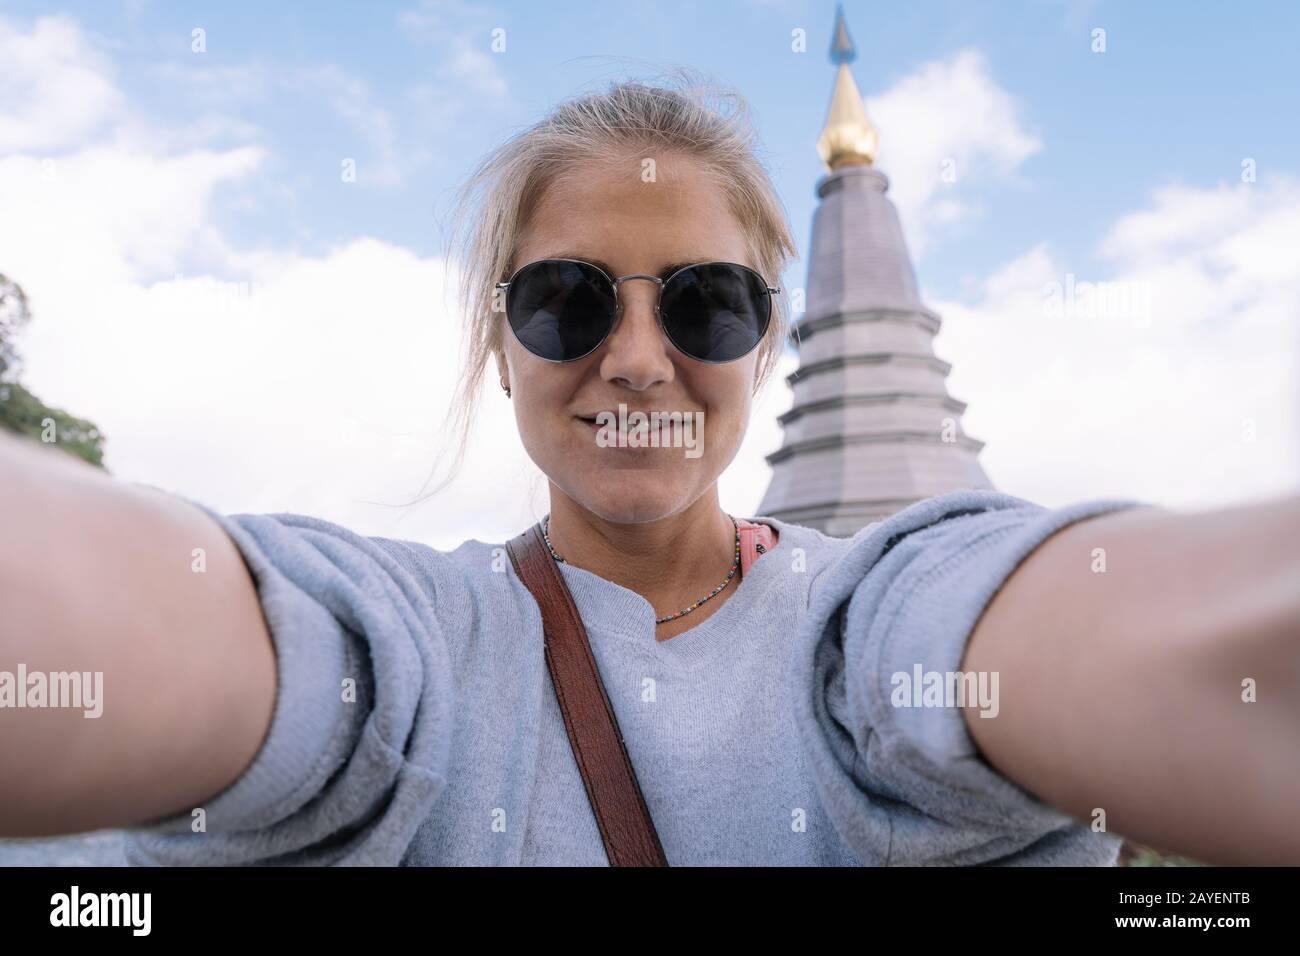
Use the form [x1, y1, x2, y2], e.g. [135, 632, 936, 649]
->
[422, 67, 798, 498]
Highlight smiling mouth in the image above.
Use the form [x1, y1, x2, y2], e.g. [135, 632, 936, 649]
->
[574, 411, 702, 425]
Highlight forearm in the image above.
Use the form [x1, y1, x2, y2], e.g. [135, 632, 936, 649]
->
[0, 430, 276, 836]
[961, 493, 1300, 864]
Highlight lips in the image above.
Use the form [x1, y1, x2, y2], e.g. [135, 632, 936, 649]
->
[576, 410, 659, 420]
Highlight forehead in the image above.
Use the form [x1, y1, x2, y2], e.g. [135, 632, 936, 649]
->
[514, 155, 752, 269]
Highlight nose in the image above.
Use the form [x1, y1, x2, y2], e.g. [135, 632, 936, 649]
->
[598, 278, 675, 391]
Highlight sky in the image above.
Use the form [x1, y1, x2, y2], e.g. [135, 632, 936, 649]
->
[1, 0, 1297, 548]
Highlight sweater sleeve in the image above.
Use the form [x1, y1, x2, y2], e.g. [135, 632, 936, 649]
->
[792, 489, 1146, 866]
[121, 503, 455, 866]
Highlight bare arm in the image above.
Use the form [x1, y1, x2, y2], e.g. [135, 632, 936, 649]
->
[961, 492, 1300, 864]
[0, 429, 276, 836]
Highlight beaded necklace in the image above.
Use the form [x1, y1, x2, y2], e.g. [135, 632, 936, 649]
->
[542, 514, 741, 625]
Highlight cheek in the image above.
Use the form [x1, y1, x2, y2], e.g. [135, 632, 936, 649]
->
[509, 361, 583, 452]
[706, 405, 749, 460]
[701, 372, 754, 441]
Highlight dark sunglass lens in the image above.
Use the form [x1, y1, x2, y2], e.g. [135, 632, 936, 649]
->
[660, 263, 771, 362]
[508, 260, 615, 361]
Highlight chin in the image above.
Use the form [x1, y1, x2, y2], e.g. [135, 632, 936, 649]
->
[561, 472, 697, 525]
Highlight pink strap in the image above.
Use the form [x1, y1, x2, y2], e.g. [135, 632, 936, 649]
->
[736, 518, 778, 577]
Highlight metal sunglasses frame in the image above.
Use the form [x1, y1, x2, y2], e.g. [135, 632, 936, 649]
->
[494, 257, 781, 365]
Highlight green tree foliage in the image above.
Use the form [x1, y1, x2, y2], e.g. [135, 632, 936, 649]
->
[0, 270, 30, 378]
[0, 273, 107, 469]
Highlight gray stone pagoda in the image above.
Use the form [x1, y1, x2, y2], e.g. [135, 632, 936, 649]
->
[758, 8, 992, 537]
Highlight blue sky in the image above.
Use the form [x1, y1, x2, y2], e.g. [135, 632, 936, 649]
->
[1, 0, 1297, 543]
[9, 0, 1297, 297]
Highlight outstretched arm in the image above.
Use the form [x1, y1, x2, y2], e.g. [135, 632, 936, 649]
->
[0, 429, 276, 836]
[961, 492, 1300, 864]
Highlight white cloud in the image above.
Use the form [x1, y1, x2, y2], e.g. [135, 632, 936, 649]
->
[3, 146, 265, 291]
[0, 15, 123, 152]
[931, 178, 1300, 511]
[867, 48, 1043, 256]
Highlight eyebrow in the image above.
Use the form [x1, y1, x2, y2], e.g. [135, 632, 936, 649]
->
[548, 253, 708, 281]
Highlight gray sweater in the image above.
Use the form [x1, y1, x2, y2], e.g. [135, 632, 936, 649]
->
[121, 489, 1140, 866]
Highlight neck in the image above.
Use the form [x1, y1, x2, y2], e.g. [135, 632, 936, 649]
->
[545, 486, 739, 635]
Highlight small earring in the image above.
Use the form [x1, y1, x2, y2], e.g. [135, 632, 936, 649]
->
[502, 382, 511, 398]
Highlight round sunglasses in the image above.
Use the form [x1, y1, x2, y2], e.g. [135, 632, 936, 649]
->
[495, 258, 780, 364]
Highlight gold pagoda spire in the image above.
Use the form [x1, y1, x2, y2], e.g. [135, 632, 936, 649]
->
[816, 5, 878, 170]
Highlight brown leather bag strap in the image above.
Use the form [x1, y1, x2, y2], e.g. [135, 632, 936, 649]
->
[505, 522, 669, 867]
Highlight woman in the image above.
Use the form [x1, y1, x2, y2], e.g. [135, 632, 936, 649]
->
[2, 80, 1297, 867]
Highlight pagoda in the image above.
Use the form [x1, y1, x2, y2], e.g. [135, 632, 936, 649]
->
[758, 7, 993, 536]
